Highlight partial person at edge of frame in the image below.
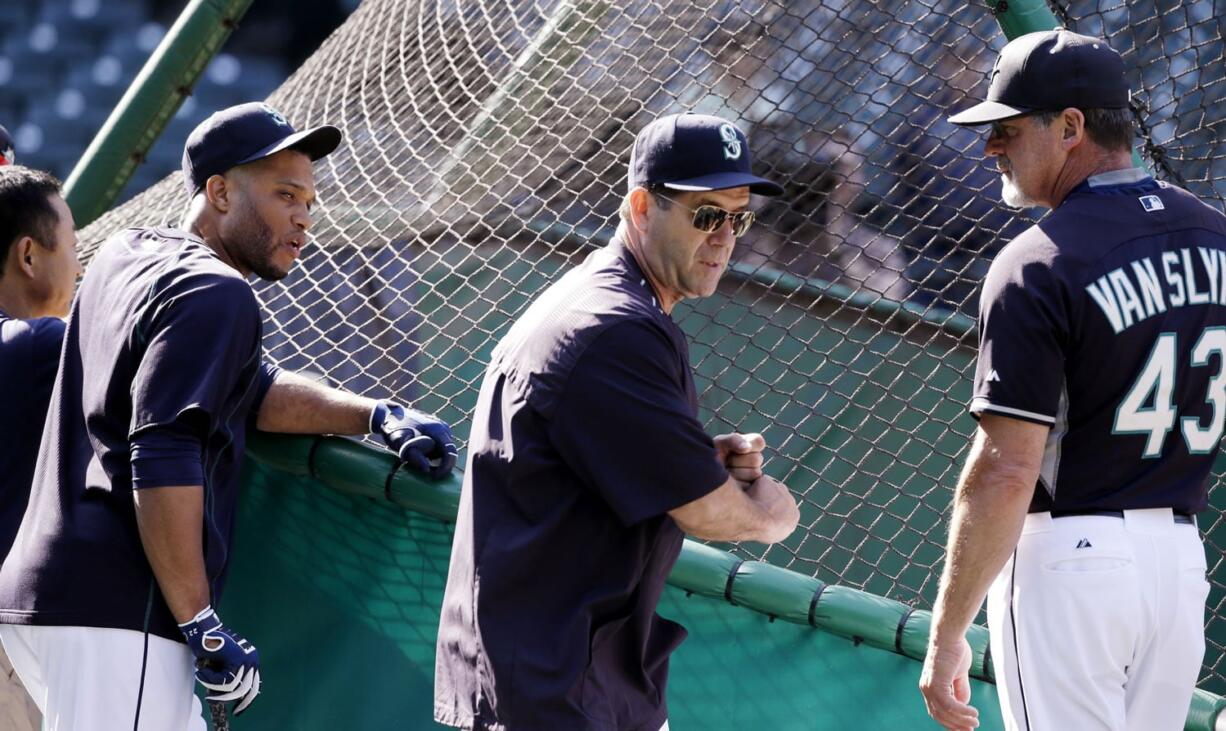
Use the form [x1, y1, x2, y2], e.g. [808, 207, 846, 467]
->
[0, 165, 81, 731]
[0, 102, 459, 730]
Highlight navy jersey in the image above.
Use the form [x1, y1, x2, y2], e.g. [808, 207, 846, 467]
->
[435, 239, 728, 731]
[0, 227, 277, 642]
[0, 314, 65, 560]
[973, 169, 1226, 513]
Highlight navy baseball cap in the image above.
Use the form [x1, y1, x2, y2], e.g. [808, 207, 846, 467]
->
[949, 30, 1129, 126]
[182, 102, 342, 195]
[629, 113, 783, 196]
[0, 125, 14, 166]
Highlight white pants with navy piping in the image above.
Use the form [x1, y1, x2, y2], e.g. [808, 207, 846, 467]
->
[987, 508, 1208, 731]
[0, 624, 206, 731]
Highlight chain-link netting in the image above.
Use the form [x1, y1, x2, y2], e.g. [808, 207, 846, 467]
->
[76, 0, 1226, 692]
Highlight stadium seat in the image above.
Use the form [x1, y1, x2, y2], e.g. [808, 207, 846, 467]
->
[0, 54, 57, 95]
[64, 55, 135, 110]
[102, 21, 165, 66]
[38, 0, 147, 39]
[0, 4, 30, 30]
[6, 21, 97, 73]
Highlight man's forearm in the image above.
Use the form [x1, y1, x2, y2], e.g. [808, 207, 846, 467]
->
[670, 475, 797, 544]
[256, 370, 377, 434]
[132, 486, 211, 624]
[673, 480, 763, 541]
[930, 428, 1037, 647]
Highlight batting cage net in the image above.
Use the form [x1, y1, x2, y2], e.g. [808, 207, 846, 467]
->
[77, 0, 1226, 691]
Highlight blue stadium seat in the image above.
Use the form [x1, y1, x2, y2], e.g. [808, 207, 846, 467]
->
[5, 21, 97, 73]
[26, 95, 105, 146]
[0, 4, 31, 30]
[190, 54, 287, 112]
[0, 53, 56, 95]
[38, 0, 147, 40]
[65, 55, 136, 110]
[102, 22, 165, 67]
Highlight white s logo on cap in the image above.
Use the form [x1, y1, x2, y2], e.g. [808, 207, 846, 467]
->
[719, 123, 742, 161]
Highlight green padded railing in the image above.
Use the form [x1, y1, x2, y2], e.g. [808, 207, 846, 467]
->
[244, 431, 1226, 729]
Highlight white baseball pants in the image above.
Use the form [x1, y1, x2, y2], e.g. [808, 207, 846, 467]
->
[0, 624, 206, 731]
[987, 508, 1208, 731]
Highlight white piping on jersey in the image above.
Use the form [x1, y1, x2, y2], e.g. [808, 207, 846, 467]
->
[1038, 381, 1069, 500]
[970, 398, 1057, 425]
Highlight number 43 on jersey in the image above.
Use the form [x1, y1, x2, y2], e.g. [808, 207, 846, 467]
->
[1115, 328, 1226, 457]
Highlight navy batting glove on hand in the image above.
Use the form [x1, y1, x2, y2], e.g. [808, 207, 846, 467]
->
[179, 606, 261, 715]
[371, 401, 458, 480]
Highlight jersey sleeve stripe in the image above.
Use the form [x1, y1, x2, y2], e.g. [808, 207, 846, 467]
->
[969, 398, 1057, 425]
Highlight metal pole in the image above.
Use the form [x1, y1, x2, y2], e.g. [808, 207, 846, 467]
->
[984, 0, 1060, 39]
[64, 0, 257, 228]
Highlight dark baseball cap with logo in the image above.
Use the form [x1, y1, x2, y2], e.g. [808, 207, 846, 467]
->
[948, 29, 1129, 126]
[182, 102, 342, 195]
[629, 113, 783, 196]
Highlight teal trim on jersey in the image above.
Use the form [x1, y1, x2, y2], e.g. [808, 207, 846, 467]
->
[1181, 326, 1226, 455]
[1113, 331, 1178, 460]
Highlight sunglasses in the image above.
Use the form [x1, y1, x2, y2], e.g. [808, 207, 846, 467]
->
[652, 191, 755, 237]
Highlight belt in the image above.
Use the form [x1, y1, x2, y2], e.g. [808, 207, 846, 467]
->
[1049, 508, 1195, 525]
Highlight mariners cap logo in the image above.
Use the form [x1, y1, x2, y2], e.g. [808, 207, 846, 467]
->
[260, 104, 290, 129]
[719, 123, 742, 161]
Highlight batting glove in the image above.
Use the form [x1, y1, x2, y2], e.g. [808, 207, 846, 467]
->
[179, 606, 261, 715]
[371, 401, 458, 480]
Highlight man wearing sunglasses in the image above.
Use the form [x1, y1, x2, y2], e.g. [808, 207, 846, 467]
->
[435, 112, 800, 731]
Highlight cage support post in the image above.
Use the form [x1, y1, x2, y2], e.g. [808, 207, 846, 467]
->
[63, 0, 256, 227]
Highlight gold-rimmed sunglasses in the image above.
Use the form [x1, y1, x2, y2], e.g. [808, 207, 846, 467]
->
[651, 190, 755, 237]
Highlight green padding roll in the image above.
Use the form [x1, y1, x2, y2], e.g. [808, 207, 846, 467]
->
[897, 607, 932, 662]
[968, 624, 994, 683]
[311, 438, 393, 500]
[1187, 689, 1226, 731]
[811, 584, 907, 649]
[240, 432, 1225, 729]
[245, 431, 315, 476]
[726, 560, 822, 625]
[668, 541, 740, 599]
[387, 468, 462, 520]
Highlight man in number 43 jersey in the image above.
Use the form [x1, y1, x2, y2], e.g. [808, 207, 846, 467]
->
[919, 30, 1226, 731]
